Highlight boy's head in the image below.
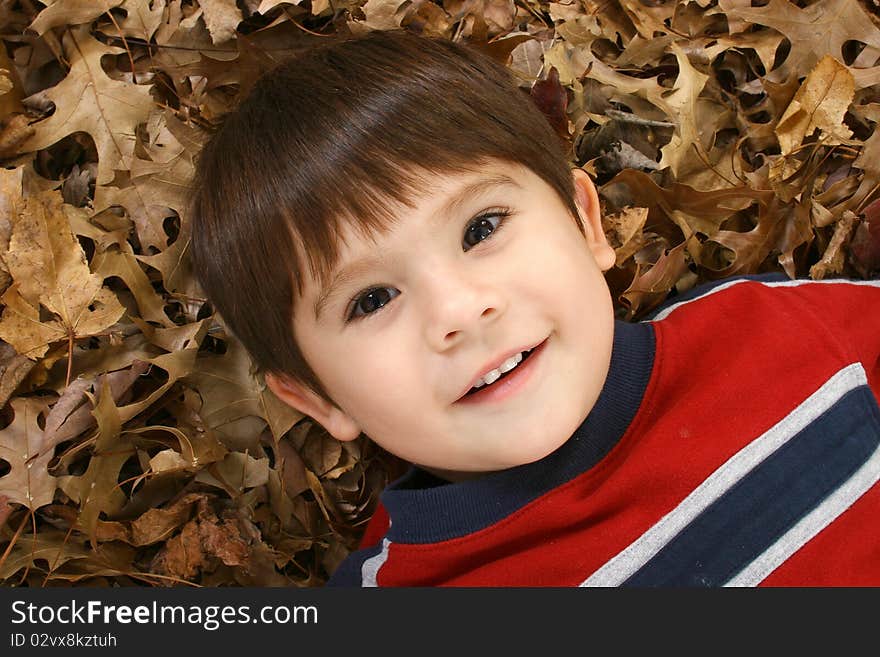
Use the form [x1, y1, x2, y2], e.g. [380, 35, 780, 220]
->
[190, 29, 617, 480]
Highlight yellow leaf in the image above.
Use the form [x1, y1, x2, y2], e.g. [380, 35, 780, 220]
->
[775, 55, 855, 156]
[0, 190, 125, 360]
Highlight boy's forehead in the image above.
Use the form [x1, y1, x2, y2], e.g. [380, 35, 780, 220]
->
[342, 165, 523, 240]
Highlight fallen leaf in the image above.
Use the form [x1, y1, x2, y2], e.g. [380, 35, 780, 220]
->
[775, 55, 854, 157]
[18, 26, 154, 186]
[0, 397, 55, 509]
[199, 0, 243, 44]
[28, 0, 125, 35]
[0, 189, 125, 360]
[64, 378, 134, 546]
[810, 212, 857, 279]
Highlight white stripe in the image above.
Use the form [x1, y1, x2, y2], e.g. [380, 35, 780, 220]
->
[726, 439, 880, 586]
[650, 277, 880, 322]
[361, 538, 391, 587]
[580, 363, 868, 587]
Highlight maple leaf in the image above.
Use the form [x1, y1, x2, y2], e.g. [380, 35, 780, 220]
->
[18, 26, 154, 186]
[0, 397, 56, 510]
[0, 189, 125, 363]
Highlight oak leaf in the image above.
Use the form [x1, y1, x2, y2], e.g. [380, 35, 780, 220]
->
[719, 0, 880, 83]
[18, 26, 154, 186]
[28, 0, 125, 36]
[658, 43, 711, 176]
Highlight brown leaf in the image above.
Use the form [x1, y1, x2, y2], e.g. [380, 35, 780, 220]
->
[720, 0, 880, 83]
[850, 201, 880, 278]
[531, 66, 571, 143]
[28, 0, 125, 36]
[150, 496, 255, 581]
[0, 396, 55, 509]
[775, 55, 854, 157]
[195, 451, 269, 494]
[810, 212, 857, 280]
[0, 114, 34, 160]
[187, 339, 300, 449]
[0, 342, 35, 408]
[658, 43, 711, 177]
[19, 27, 154, 185]
[0, 189, 125, 360]
[130, 493, 201, 546]
[620, 238, 692, 318]
[61, 378, 133, 546]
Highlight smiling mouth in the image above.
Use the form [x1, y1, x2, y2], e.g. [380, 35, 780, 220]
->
[463, 347, 537, 397]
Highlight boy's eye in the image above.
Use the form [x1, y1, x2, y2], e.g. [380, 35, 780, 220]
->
[463, 210, 510, 251]
[348, 286, 400, 320]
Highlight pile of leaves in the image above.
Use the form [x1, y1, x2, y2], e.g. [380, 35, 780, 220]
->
[0, 0, 878, 587]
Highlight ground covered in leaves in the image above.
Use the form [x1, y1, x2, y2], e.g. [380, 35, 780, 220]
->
[0, 0, 878, 587]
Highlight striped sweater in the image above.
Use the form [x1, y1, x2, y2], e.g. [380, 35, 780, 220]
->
[328, 274, 880, 586]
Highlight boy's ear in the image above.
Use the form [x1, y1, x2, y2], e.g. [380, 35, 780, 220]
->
[264, 372, 362, 442]
[572, 168, 616, 272]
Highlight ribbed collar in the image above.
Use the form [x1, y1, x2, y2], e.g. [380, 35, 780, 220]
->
[380, 319, 656, 543]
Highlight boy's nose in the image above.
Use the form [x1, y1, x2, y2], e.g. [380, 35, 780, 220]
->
[422, 268, 507, 351]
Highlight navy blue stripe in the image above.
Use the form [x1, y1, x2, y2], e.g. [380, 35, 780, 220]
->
[325, 540, 386, 586]
[623, 386, 880, 587]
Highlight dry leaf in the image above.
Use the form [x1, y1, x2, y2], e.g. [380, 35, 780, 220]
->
[776, 55, 854, 157]
[0, 397, 55, 509]
[2, 0, 879, 589]
[19, 27, 154, 186]
[199, 0, 243, 45]
[0, 189, 125, 360]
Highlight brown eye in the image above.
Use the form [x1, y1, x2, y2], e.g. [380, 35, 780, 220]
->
[349, 287, 399, 320]
[463, 211, 509, 250]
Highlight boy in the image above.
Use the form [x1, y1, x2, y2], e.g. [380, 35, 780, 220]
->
[190, 29, 880, 586]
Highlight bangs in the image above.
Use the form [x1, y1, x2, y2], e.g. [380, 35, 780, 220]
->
[286, 160, 488, 297]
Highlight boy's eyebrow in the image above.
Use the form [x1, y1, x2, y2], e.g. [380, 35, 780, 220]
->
[314, 255, 386, 321]
[313, 172, 522, 322]
[431, 172, 521, 230]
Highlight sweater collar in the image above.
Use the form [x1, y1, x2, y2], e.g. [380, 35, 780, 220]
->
[380, 319, 655, 543]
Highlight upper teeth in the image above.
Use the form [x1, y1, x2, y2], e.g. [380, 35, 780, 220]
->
[473, 351, 525, 389]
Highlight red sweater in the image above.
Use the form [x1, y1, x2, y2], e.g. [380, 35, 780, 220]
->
[328, 274, 880, 586]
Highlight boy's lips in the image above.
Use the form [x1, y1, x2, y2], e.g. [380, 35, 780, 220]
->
[454, 337, 548, 403]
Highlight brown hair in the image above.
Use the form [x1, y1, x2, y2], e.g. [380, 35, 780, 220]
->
[190, 28, 580, 404]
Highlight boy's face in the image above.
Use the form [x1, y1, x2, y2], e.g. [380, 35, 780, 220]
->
[269, 160, 617, 481]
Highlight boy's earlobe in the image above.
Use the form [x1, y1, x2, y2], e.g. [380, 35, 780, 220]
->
[264, 372, 362, 442]
[572, 168, 616, 272]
